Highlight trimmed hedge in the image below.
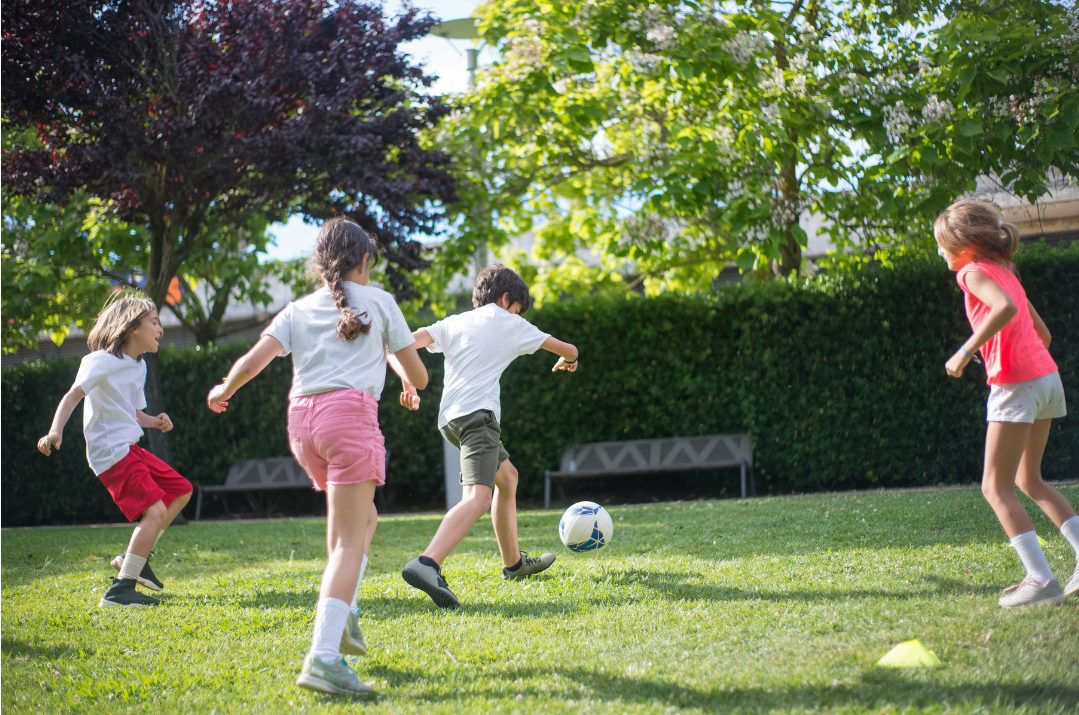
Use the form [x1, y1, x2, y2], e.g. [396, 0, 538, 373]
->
[3, 244, 1076, 525]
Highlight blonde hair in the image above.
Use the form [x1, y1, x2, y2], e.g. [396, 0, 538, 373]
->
[933, 200, 1020, 268]
[86, 292, 157, 360]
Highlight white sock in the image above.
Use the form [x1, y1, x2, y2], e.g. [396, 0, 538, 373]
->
[1011, 531, 1054, 582]
[349, 555, 369, 611]
[310, 597, 349, 662]
[119, 553, 147, 581]
[1060, 516, 1079, 562]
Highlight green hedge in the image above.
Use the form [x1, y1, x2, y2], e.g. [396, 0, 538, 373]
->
[4, 244, 1076, 525]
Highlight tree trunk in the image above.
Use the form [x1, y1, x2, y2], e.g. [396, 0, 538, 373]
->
[778, 229, 802, 277]
[142, 352, 174, 466]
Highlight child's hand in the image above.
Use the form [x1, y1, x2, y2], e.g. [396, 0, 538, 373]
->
[552, 357, 578, 373]
[155, 413, 174, 432]
[945, 350, 970, 378]
[399, 383, 421, 411]
[37, 432, 62, 456]
[207, 385, 232, 413]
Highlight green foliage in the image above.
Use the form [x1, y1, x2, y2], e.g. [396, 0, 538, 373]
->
[428, 0, 1077, 297]
[3, 245, 1076, 525]
[3, 488, 1079, 712]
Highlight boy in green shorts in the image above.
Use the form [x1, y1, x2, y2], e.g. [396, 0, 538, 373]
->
[398, 264, 579, 608]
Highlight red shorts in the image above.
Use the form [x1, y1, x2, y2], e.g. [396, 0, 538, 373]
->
[98, 445, 193, 522]
[287, 388, 386, 491]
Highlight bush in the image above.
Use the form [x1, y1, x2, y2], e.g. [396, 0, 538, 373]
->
[4, 244, 1076, 525]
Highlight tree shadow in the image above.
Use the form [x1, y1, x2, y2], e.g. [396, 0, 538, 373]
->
[381, 662, 1079, 712]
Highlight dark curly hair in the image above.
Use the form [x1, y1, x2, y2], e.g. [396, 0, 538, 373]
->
[472, 264, 532, 314]
[309, 217, 380, 341]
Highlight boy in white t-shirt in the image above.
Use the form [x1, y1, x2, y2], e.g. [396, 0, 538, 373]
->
[399, 264, 579, 609]
[38, 294, 193, 608]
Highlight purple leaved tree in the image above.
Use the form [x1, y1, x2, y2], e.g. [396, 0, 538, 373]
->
[2, 0, 456, 464]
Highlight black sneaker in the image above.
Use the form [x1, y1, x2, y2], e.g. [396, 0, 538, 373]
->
[502, 551, 557, 580]
[110, 552, 165, 591]
[98, 578, 160, 608]
[401, 557, 460, 609]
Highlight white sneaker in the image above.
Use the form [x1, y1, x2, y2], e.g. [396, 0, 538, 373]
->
[340, 608, 368, 656]
[295, 653, 373, 696]
[998, 576, 1065, 608]
[1065, 567, 1079, 598]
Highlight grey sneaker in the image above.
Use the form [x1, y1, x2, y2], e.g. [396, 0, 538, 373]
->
[110, 552, 164, 591]
[998, 576, 1066, 608]
[295, 653, 373, 696]
[98, 578, 160, 608]
[1065, 567, 1079, 598]
[340, 608, 368, 656]
[401, 557, 460, 609]
[502, 551, 556, 580]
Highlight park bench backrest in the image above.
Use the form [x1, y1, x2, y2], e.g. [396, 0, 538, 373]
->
[558, 434, 752, 473]
[224, 457, 313, 489]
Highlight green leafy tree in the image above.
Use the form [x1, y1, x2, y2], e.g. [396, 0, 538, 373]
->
[431, 0, 1077, 303]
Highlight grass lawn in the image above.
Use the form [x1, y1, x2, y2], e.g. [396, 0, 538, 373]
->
[3, 485, 1078, 714]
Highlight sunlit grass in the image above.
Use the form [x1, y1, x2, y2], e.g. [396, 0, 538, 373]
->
[3, 485, 1078, 714]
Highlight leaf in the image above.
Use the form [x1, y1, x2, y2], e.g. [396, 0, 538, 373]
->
[565, 47, 592, 63]
[1048, 127, 1076, 149]
[957, 65, 977, 101]
[958, 120, 983, 137]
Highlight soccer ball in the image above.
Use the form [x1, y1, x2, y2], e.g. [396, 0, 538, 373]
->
[559, 501, 613, 553]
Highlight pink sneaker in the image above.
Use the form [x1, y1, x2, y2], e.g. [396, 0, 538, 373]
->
[998, 576, 1065, 608]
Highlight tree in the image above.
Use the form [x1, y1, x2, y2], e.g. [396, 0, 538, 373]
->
[430, 0, 1076, 302]
[3, 0, 457, 461]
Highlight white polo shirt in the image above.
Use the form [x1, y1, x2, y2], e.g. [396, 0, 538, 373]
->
[72, 351, 148, 475]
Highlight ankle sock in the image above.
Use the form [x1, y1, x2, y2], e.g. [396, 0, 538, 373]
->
[119, 553, 147, 581]
[310, 597, 349, 662]
[506, 555, 523, 571]
[349, 554, 369, 611]
[1011, 531, 1054, 582]
[1060, 516, 1079, 562]
[418, 555, 439, 570]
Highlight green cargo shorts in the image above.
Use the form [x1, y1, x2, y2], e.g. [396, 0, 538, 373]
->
[440, 409, 510, 490]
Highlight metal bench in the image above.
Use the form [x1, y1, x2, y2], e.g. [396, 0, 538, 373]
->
[544, 434, 754, 509]
[194, 452, 390, 520]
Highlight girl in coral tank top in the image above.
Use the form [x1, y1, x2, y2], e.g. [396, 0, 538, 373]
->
[935, 200, 1077, 607]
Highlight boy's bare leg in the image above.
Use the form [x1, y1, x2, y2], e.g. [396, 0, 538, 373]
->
[162, 491, 191, 530]
[491, 459, 521, 567]
[421, 485, 493, 565]
[1015, 419, 1078, 527]
[126, 500, 169, 558]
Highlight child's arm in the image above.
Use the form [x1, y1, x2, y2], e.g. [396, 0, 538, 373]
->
[1028, 302, 1051, 349]
[946, 271, 1018, 377]
[541, 336, 579, 373]
[207, 336, 285, 412]
[136, 410, 173, 433]
[37, 387, 86, 455]
[386, 341, 429, 410]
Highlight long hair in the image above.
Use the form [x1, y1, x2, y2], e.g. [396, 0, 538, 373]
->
[933, 200, 1020, 269]
[309, 217, 380, 341]
[472, 263, 532, 314]
[86, 292, 157, 360]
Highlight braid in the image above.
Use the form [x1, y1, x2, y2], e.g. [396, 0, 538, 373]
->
[311, 216, 380, 342]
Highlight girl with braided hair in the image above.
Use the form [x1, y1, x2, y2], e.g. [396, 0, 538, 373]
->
[207, 216, 428, 695]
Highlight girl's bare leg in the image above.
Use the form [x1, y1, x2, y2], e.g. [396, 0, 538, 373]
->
[321, 481, 376, 601]
[1015, 419, 1078, 527]
[981, 421, 1035, 537]
[363, 502, 378, 556]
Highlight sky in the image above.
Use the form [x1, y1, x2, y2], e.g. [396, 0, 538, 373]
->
[263, 0, 492, 262]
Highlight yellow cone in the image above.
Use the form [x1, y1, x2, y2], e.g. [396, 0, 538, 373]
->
[877, 640, 942, 668]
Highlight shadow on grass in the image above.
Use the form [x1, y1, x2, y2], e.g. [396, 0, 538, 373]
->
[1, 638, 84, 661]
[368, 662, 1079, 713]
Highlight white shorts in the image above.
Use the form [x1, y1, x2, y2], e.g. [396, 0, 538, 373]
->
[987, 371, 1068, 423]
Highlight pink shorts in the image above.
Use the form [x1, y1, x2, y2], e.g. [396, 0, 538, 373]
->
[287, 389, 386, 491]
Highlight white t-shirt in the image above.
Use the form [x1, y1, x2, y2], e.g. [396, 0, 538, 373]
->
[72, 351, 148, 475]
[424, 303, 550, 428]
[263, 283, 414, 400]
